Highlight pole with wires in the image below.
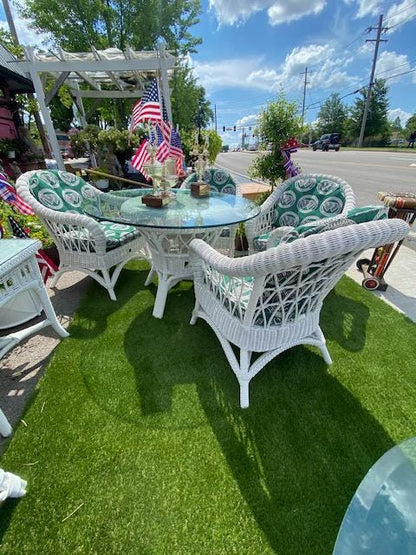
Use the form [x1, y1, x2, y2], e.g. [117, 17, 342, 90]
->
[358, 14, 388, 147]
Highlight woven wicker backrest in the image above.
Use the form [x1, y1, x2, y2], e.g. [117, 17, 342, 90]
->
[26, 170, 99, 214]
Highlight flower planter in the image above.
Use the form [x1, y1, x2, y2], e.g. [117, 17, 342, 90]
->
[235, 233, 248, 252]
[94, 178, 109, 190]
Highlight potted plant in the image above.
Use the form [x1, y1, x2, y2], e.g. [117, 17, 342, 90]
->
[0, 138, 20, 159]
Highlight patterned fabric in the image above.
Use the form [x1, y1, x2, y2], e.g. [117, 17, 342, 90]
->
[28, 170, 99, 214]
[183, 168, 237, 194]
[271, 175, 346, 228]
[267, 205, 388, 248]
[65, 221, 140, 251]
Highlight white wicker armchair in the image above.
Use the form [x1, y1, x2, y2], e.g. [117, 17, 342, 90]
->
[190, 218, 409, 408]
[16, 170, 149, 300]
[245, 173, 356, 252]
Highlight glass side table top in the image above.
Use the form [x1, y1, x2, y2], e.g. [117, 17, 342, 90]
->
[333, 436, 416, 554]
[82, 189, 260, 229]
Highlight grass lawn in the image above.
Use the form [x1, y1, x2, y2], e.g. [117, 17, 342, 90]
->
[0, 260, 415, 554]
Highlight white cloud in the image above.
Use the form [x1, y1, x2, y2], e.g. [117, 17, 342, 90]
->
[209, 0, 326, 26]
[375, 51, 410, 83]
[388, 108, 412, 126]
[354, 0, 382, 18]
[193, 43, 359, 95]
[236, 114, 259, 126]
[386, 0, 416, 33]
[0, 5, 51, 46]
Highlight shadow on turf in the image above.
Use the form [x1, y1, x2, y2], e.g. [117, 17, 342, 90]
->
[77, 270, 392, 552]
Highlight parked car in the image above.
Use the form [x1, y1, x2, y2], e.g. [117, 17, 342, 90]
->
[311, 133, 341, 152]
[388, 138, 406, 147]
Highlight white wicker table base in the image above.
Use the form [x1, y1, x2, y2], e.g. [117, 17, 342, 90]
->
[140, 227, 225, 318]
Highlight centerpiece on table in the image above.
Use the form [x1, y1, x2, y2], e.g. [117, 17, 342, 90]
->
[190, 132, 210, 198]
[142, 125, 176, 208]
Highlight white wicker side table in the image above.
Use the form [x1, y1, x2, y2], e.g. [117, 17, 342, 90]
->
[0, 239, 69, 436]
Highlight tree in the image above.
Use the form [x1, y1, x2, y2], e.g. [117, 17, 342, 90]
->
[347, 79, 390, 144]
[391, 116, 402, 131]
[17, 0, 202, 54]
[171, 65, 212, 134]
[405, 114, 416, 134]
[316, 93, 347, 136]
[248, 92, 301, 187]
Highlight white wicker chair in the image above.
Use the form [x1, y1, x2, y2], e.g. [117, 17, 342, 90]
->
[190, 218, 409, 408]
[16, 170, 149, 301]
[245, 173, 356, 253]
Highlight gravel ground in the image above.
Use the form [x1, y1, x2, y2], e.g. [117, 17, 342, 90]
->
[0, 271, 90, 454]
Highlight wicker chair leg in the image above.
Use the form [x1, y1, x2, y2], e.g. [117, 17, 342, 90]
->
[145, 267, 155, 286]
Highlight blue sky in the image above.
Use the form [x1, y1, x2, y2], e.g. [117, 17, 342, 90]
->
[190, 0, 416, 146]
[1, 0, 415, 148]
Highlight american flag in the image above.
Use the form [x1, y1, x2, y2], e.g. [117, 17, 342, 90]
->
[0, 172, 35, 215]
[131, 139, 151, 175]
[169, 129, 185, 174]
[130, 79, 163, 131]
[7, 215, 58, 283]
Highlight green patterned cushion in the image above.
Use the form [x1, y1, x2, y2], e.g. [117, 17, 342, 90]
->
[184, 168, 237, 194]
[271, 176, 346, 228]
[64, 221, 139, 251]
[345, 205, 387, 223]
[28, 170, 99, 213]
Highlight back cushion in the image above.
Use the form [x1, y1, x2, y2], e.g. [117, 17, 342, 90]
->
[28, 170, 99, 214]
[272, 176, 346, 227]
[184, 168, 237, 194]
[270, 205, 388, 248]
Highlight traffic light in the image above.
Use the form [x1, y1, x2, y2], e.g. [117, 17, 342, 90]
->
[233, 125, 236, 131]
[222, 126, 225, 132]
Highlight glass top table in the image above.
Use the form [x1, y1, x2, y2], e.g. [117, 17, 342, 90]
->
[82, 188, 260, 229]
[333, 436, 416, 554]
[82, 189, 260, 318]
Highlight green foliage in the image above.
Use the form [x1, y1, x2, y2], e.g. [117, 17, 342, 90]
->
[0, 28, 24, 57]
[248, 92, 301, 186]
[317, 93, 347, 136]
[347, 79, 390, 144]
[0, 138, 20, 156]
[203, 129, 222, 163]
[0, 200, 54, 247]
[405, 114, 416, 134]
[171, 65, 213, 134]
[17, 0, 202, 54]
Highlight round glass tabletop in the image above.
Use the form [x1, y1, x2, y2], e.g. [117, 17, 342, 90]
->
[82, 189, 260, 229]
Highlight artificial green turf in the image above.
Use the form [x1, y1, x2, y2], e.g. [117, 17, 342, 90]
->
[1, 261, 415, 554]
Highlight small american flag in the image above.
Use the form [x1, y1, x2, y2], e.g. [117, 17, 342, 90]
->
[130, 79, 163, 132]
[0, 172, 35, 215]
[169, 129, 185, 174]
[7, 215, 58, 283]
[131, 139, 151, 175]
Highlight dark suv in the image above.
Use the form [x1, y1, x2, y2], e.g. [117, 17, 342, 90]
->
[311, 133, 341, 151]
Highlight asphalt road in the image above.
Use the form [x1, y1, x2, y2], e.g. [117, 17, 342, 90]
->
[216, 149, 416, 205]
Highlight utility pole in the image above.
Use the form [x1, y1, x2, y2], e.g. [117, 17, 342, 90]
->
[214, 104, 217, 132]
[300, 67, 308, 125]
[358, 14, 387, 147]
[2, 0, 51, 157]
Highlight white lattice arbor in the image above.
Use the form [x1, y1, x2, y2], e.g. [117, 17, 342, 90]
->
[19, 44, 177, 169]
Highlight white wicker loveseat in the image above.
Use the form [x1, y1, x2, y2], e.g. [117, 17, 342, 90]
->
[190, 218, 409, 408]
[16, 170, 149, 300]
[245, 173, 356, 253]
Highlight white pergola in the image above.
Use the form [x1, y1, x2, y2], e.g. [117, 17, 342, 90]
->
[19, 43, 177, 169]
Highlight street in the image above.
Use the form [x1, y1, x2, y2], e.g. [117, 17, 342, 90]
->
[216, 149, 416, 205]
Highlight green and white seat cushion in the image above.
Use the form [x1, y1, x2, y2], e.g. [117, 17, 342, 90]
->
[182, 168, 238, 194]
[28, 170, 140, 250]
